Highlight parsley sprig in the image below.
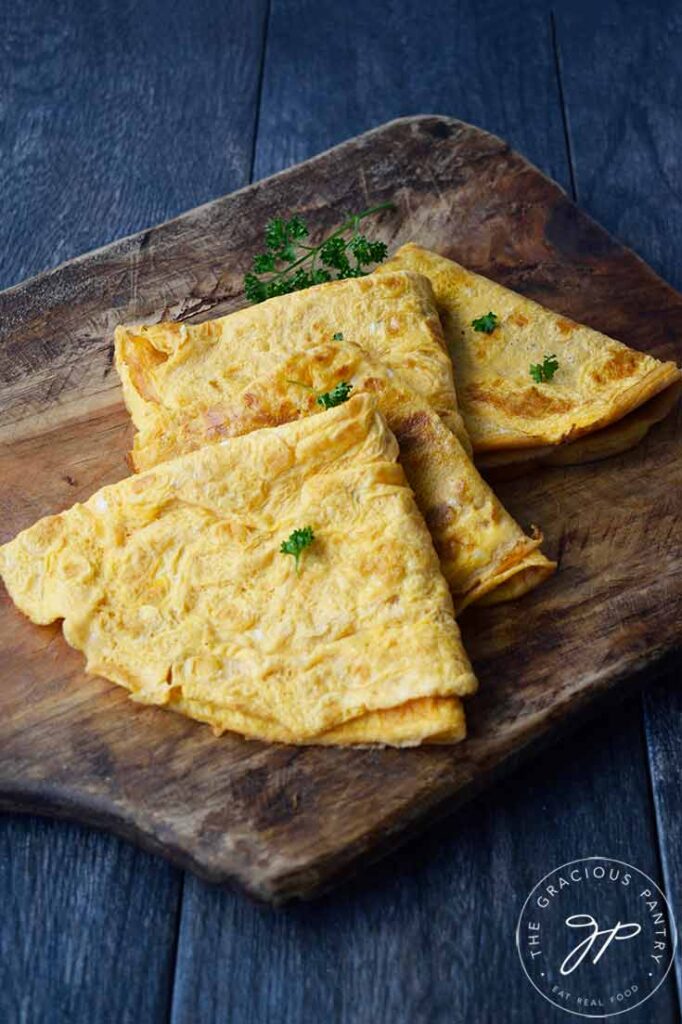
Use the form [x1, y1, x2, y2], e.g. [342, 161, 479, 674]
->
[471, 311, 498, 334]
[244, 203, 395, 303]
[284, 378, 354, 409]
[316, 382, 353, 409]
[529, 354, 560, 383]
[280, 526, 315, 573]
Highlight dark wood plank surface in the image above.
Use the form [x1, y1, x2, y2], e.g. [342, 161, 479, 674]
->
[172, 1, 681, 1019]
[1, 2, 680, 1022]
[0, 0, 269, 288]
[0, 818, 181, 1024]
[2, 114, 681, 905]
[170, 707, 678, 1024]
[554, 0, 682, 992]
[253, 0, 571, 191]
[645, 681, 682, 998]
[554, 0, 682, 292]
[0, 1, 268, 1021]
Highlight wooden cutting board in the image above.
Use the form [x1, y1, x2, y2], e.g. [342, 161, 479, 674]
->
[1, 116, 680, 902]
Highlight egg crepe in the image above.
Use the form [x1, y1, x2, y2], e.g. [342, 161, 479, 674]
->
[151, 337, 555, 611]
[0, 395, 476, 746]
[115, 296, 554, 609]
[115, 270, 469, 471]
[378, 244, 682, 467]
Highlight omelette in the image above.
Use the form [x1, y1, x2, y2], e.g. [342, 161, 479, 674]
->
[379, 244, 682, 468]
[0, 395, 476, 746]
[142, 337, 555, 611]
[115, 285, 555, 609]
[115, 270, 469, 469]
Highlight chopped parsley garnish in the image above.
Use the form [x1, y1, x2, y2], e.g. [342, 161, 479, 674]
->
[244, 203, 395, 304]
[471, 311, 499, 333]
[332, 331, 344, 341]
[280, 526, 315, 573]
[529, 354, 560, 383]
[316, 382, 353, 409]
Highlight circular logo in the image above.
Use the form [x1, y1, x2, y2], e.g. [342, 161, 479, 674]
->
[516, 856, 676, 1018]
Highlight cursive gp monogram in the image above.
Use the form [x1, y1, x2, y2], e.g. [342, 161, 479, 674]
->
[560, 914, 642, 975]
[517, 857, 676, 1017]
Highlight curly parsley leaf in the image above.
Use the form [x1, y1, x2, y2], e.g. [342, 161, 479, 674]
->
[529, 354, 560, 384]
[320, 235, 351, 273]
[316, 382, 353, 410]
[471, 311, 499, 334]
[332, 331, 344, 341]
[245, 203, 395, 303]
[243, 273, 269, 304]
[280, 526, 315, 573]
[264, 216, 308, 255]
[348, 234, 388, 266]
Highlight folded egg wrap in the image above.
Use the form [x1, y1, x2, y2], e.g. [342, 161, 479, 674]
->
[115, 275, 554, 608]
[378, 245, 681, 468]
[0, 396, 476, 746]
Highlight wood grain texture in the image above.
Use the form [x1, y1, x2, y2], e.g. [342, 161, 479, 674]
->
[645, 679, 682, 1000]
[0, 0, 269, 289]
[555, 0, 682, 292]
[171, 2, 681, 1021]
[1, 115, 680, 903]
[0, 2, 269, 1021]
[171, 705, 677, 1024]
[0, 816, 181, 1024]
[554, 0, 682, 992]
[253, 0, 571, 191]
